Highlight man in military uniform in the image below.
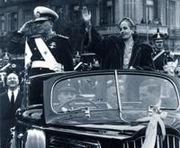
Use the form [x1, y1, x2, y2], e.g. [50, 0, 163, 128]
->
[152, 28, 173, 71]
[8, 6, 73, 76]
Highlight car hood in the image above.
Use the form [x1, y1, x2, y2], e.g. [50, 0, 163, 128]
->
[67, 112, 180, 139]
[45, 115, 178, 141]
[74, 124, 145, 140]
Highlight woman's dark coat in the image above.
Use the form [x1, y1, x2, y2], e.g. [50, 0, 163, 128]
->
[83, 27, 155, 70]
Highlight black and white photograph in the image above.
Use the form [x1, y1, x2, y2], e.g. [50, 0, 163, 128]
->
[0, 0, 180, 147]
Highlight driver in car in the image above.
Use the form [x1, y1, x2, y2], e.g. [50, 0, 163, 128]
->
[106, 80, 125, 109]
[55, 84, 77, 112]
[139, 82, 161, 109]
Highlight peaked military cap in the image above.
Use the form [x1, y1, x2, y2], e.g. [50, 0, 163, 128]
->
[33, 6, 59, 22]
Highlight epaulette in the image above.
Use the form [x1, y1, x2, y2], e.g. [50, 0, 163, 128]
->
[57, 34, 69, 40]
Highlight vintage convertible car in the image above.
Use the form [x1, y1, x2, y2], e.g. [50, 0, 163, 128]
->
[11, 70, 180, 148]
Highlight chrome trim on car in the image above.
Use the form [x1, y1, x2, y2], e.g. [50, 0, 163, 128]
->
[48, 135, 101, 148]
[122, 134, 180, 148]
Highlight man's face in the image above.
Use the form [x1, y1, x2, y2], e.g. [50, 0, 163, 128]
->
[106, 85, 118, 108]
[119, 21, 133, 40]
[6, 73, 19, 89]
[154, 39, 164, 50]
[58, 91, 76, 103]
[107, 85, 116, 98]
[31, 20, 53, 34]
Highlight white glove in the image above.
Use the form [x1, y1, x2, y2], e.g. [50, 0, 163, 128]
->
[18, 20, 34, 33]
[50, 63, 64, 72]
[82, 6, 92, 29]
[82, 6, 91, 22]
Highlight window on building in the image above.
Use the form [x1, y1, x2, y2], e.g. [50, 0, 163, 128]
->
[144, 0, 154, 24]
[169, 0, 176, 28]
[0, 14, 5, 33]
[23, 10, 32, 23]
[7, 12, 18, 31]
[70, 4, 81, 24]
[56, 6, 64, 20]
[124, 0, 136, 21]
[99, 0, 115, 26]
[142, 0, 166, 25]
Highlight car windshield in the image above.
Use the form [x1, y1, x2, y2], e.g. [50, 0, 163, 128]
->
[50, 73, 179, 124]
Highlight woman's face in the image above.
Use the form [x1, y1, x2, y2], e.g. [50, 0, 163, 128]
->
[119, 21, 133, 40]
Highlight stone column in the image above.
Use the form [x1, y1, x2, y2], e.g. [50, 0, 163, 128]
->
[135, 0, 143, 24]
[114, 0, 124, 24]
[175, 1, 180, 28]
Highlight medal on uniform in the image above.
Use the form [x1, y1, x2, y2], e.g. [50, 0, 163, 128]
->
[49, 42, 56, 49]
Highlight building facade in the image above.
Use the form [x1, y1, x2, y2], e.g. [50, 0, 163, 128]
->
[0, 0, 180, 51]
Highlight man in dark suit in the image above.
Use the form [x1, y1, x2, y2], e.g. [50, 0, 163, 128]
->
[0, 72, 22, 148]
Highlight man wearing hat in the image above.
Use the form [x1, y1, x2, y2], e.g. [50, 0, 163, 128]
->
[8, 6, 73, 76]
[152, 28, 173, 71]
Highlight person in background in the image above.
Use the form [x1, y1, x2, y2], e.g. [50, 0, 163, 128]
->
[0, 72, 23, 148]
[0, 72, 7, 94]
[152, 28, 173, 71]
[1, 52, 10, 69]
[8, 6, 73, 76]
[81, 6, 154, 70]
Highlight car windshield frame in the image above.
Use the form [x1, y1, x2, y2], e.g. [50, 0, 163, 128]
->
[43, 70, 180, 125]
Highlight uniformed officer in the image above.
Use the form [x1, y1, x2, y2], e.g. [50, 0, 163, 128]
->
[152, 28, 173, 71]
[8, 6, 73, 76]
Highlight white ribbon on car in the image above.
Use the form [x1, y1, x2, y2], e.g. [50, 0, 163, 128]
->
[25, 129, 46, 148]
[25, 37, 64, 72]
[136, 108, 167, 148]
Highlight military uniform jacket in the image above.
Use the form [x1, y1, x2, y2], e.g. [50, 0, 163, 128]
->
[83, 27, 155, 70]
[27, 34, 73, 75]
[152, 49, 173, 70]
[8, 32, 73, 75]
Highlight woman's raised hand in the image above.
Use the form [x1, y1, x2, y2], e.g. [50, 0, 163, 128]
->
[82, 6, 91, 23]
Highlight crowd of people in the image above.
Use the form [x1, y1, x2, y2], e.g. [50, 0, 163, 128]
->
[0, 5, 179, 147]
